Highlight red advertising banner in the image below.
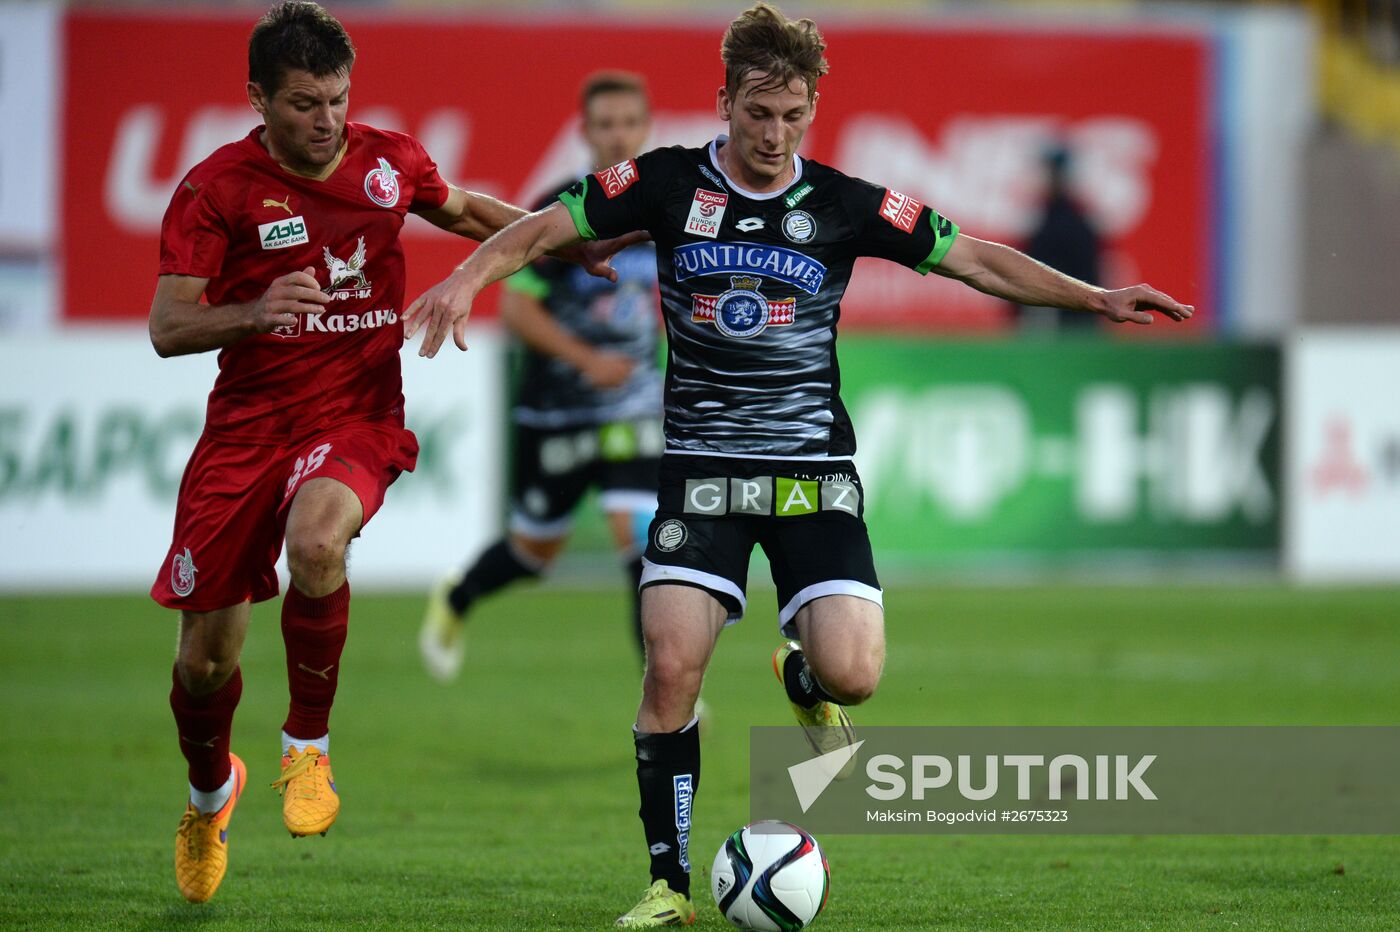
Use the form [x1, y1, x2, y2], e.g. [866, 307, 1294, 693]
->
[63, 12, 1213, 331]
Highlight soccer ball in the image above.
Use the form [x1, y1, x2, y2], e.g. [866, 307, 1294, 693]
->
[711, 820, 830, 930]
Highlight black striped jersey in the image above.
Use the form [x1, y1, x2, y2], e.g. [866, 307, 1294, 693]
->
[507, 183, 661, 428]
[558, 137, 959, 460]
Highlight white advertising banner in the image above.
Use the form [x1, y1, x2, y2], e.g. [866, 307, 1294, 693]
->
[1287, 330, 1400, 581]
[0, 329, 503, 590]
[0, 3, 58, 250]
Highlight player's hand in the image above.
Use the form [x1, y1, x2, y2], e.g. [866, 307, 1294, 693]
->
[579, 350, 636, 389]
[1097, 284, 1194, 325]
[562, 231, 652, 281]
[403, 270, 478, 358]
[252, 267, 329, 332]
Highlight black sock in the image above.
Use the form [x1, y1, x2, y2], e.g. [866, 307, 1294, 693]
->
[783, 647, 837, 708]
[634, 720, 699, 898]
[625, 555, 645, 662]
[448, 539, 539, 616]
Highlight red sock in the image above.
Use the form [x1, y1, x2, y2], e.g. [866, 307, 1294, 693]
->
[170, 665, 242, 792]
[281, 580, 350, 741]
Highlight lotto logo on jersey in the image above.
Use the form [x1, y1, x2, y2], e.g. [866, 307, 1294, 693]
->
[258, 216, 309, 250]
[597, 159, 638, 198]
[879, 189, 923, 233]
[685, 189, 728, 239]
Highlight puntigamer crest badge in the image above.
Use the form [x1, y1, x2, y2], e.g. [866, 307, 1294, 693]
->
[691, 276, 795, 339]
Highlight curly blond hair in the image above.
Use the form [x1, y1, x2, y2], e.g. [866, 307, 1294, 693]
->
[722, 3, 829, 101]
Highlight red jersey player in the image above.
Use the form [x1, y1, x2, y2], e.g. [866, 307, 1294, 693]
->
[150, 1, 628, 904]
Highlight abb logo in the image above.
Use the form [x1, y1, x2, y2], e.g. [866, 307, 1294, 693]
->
[597, 159, 638, 198]
[879, 189, 923, 234]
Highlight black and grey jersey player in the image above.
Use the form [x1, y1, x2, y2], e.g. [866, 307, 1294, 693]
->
[405, 4, 1192, 924]
[560, 140, 955, 462]
[418, 71, 664, 684]
[511, 181, 661, 433]
[555, 139, 955, 639]
[504, 181, 662, 547]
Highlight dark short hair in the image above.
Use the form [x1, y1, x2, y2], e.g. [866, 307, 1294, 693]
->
[248, 2, 356, 96]
[722, 3, 828, 101]
[580, 70, 650, 115]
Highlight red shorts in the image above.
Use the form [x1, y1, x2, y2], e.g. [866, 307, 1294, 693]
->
[151, 419, 418, 612]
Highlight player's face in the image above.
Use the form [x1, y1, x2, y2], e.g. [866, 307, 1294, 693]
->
[583, 91, 651, 170]
[248, 68, 350, 174]
[717, 73, 816, 189]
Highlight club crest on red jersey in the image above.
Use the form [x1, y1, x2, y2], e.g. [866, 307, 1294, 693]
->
[270, 318, 301, 339]
[171, 547, 197, 598]
[364, 157, 401, 207]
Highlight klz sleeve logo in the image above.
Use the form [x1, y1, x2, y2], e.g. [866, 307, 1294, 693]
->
[364, 157, 401, 207]
[598, 159, 639, 198]
[879, 189, 923, 234]
[685, 189, 728, 239]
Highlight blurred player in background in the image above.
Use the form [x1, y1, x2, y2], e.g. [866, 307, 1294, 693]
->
[1015, 143, 1105, 334]
[148, 1, 628, 904]
[419, 71, 662, 682]
[403, 3, 1192, 926]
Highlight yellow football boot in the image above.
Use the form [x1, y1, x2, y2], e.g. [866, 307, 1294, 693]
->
[419, 576, 466, 682]
[271, 745, 339, 837]
[772, 641, 858, 779]
[174, 752, 247, 903]
[615, 879, 696, 928]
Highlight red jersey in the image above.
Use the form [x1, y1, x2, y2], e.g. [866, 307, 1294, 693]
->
[159, 123, 450, 444]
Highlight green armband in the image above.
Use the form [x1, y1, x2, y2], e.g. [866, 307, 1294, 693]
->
[914, 213, 960, 274]
[557, 180, 598, 242]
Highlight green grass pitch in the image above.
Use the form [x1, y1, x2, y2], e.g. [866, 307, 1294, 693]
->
[2, 585, 1399, 929]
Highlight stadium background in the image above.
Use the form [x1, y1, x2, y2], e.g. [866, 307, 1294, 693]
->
[2, 0, 1398, 928]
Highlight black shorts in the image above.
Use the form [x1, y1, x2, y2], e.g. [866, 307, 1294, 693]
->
[510, 419, 662, 538]
[641, 454, 882, 637]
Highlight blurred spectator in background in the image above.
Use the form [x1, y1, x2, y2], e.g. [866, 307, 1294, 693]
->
[1015, 144, 1103, 335]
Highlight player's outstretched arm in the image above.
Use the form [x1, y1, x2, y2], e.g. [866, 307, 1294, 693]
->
[934, 234, 1194, 325]
[418, 185, 647, 281]
[148, 269, 330, 357]
[418, 186, 529, 244]
[403, 203, 585, 359]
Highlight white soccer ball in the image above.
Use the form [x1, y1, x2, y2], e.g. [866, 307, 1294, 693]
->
[711, 820, 830, 930]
